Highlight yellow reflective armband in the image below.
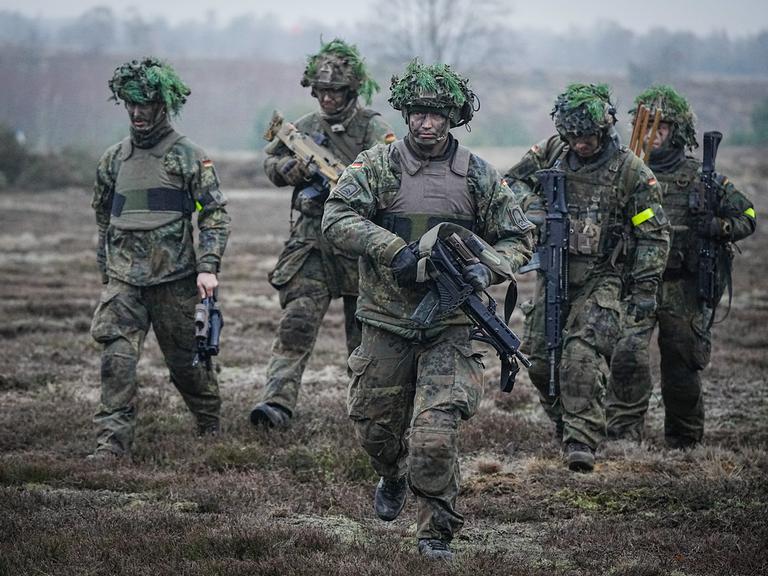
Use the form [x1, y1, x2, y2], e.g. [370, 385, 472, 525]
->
[195, 201, 203, 212]
[745, 207, 756, 218]
[631, 208, 655, 226]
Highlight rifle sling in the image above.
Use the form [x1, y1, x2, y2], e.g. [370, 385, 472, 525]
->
[318, 118, 359, 164]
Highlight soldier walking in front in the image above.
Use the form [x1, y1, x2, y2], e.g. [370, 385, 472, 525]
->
[322, 60, 534, 559]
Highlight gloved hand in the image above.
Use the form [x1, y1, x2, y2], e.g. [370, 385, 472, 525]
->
[698, 216, 732, 239]
[390, 243, 420, 288]
[627, 282, 657, 322]
[462, 262, 494, 291]
[277, 156, 310, 186]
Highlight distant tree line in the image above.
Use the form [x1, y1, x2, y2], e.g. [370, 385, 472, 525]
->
[1, 7, 766, 77]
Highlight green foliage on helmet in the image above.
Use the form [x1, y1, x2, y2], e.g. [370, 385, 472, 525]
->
[108, 57, 190, 116]
[552, 83, 616, 138]
[631, 85, 698, 149]
[300, 38, 380, 105]
[389, 59, 476, 128]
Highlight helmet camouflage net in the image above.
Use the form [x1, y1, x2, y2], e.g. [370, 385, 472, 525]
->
[389, 59, 477, 128]
[108, 57, 190, 116]
[300, 38, 380, 105]
[552, 83, 616, 138]
[631, 85, 698, 149]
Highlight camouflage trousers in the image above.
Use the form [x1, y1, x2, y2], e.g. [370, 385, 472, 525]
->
[607, 275, 710, 446]
[261, 252, 361, 414]
[347, 323, 483, 542]
[90, 275, 220, 455]
[522, 275, 623, 449]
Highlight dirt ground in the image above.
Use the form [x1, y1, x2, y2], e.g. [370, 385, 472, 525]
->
[0, 147, 766, 575]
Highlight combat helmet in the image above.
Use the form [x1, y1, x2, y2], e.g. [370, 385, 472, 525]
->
[108, 57, 190, 116]
[300, 38, 379, 105]
[552, 83, 616, 139]
[389, 59, 477, 128]
[630, 85, 698, 149]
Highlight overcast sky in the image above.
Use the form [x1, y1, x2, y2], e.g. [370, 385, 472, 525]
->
[0, 0, 765, 35]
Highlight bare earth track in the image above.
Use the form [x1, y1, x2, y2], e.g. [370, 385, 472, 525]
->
[0, 148, 766, 575]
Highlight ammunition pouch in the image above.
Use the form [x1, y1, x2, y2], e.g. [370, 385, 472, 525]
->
[375, 213, 474, 243]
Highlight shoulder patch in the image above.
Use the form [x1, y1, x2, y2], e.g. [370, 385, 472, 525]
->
[202, 159, 214, 169]
[335, 183, 360, 200]
[349, 162, 364, 169]
[384, 132, 396, 144]
[648, 177, 657, 186]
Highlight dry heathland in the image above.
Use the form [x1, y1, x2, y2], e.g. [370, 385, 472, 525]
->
[0, 147, 766, 575]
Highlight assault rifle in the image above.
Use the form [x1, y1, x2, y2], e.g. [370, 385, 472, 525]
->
[192, 291, 223, 370]
[263, 110, 347, 203]
[694, 131, 724, 327]
[410, 232, 531, 393]
[518, 169, 569, 398]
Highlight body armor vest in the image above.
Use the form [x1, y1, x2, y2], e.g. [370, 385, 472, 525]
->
[111, 130, 192, 231]
[375, 139, 475, 242]
[653, 157, 700, 272]
[556, 149, 633, 285]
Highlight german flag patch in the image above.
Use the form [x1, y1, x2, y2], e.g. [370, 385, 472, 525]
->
[201, 159, 214, 169]
[384, 133, 396, 144]
[648, 177, 657, 186]
[349, 162, 364, 169]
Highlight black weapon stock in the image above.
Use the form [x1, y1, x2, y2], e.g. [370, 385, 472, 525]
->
[410, 233, 531, 393]
[536, 169, 569, 398]
[192, 291, 223, 370]
[695, 131, 724, 326]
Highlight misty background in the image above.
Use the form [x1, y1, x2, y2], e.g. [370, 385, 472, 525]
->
[0, 0, 767, 188]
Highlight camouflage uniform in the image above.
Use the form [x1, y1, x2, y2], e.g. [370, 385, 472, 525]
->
[606, 86, 756, 447]
[506, 84, 670, 460]
[322, 60, 534, 546]
[257, 39, 394, 417]
[90, 59, 230, 456]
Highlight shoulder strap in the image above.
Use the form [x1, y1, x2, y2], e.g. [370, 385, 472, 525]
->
[318, 117, 362, 164]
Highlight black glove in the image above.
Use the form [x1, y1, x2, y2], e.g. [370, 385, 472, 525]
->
[277, 156, 310, 186]
[627, 283, 657, 322]
[698, 216, 732, 239]
[390, 244, 419, 288]
[462, 262, 494, 291]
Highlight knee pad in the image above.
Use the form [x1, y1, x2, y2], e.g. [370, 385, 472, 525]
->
[408, 409, 459, 497]
[278, 297, 320, 351]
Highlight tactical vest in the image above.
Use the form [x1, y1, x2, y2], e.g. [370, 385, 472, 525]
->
[110, 130, 193, 231]
[554, 148, 637, 285]
[315, 108, 381, 164]
[375, 140, 476, 242]
[654, 157, 701, 272]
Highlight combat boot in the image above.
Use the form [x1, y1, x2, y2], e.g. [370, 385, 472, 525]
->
[196, 419, 220, 438]
[374, 475, 408, 521]
[249, 402, 291, 429]
[564, 441, 595, 472]
[86, 448, 125, 463]
[417, 538, 454, 561]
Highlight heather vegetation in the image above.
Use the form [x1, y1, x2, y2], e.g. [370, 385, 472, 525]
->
[1, 149, 766, 574]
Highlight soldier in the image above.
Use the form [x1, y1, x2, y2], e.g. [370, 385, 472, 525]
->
[89, 58, 230, 459]
[505, 83, 670, 471]
[606, 85, 756, 448]
[322, 60, 534, 560]
[249, 39, 395, 429]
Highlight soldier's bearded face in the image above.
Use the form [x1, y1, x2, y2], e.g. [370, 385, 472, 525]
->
[408, 112, 449, 145]
[567, 134, 601, 158]
[650, 122, 671, 150]
[316, 87, 349, 115]
[125, 101, 166, 132]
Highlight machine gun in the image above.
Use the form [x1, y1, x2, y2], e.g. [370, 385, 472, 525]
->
[694, 130, 725, 327]
[519, 169, 569, 398]
[263, 110, 347, 204]
[410, 232, 531, 393]
[192, 291, 223, 370]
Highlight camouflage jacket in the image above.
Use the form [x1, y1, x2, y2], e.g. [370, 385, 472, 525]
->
[505, 134, 670, 291]
[322, 138, 535, 338]
[92, 130, 230, 286]
[649, 155, 755, 274]
[264, 104, 395, 296]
